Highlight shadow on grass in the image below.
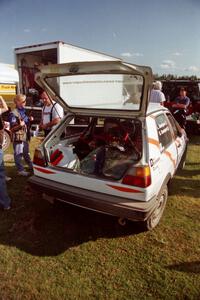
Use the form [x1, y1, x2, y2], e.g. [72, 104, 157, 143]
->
[0, 166, 144, 257]
[169, 178, 200, 199]
[176, 169, 200, 177]
[167, 261, 200, 274]
[1, 201, 144, 257]
[169, 165, 200, 198]
[186, 134, 200, 144]
[185, 162, 200, 166]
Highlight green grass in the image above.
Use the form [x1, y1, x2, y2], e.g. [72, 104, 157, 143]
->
[0, 136, 200, 299]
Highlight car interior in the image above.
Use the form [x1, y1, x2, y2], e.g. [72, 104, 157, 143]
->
[45, 116, 143, 180]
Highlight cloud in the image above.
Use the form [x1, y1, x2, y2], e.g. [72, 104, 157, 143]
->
[133, 52, 143, 57]
[121, 52, 132, 57]
[184, 66, 199, 72]
[41, 28, 47, 32]
[121, 52, 143, 58]
[172, 52, 182, 56]
[112, 32, 117, 38]
[160, 60, 176, 69]
[23, 28, 31, 33]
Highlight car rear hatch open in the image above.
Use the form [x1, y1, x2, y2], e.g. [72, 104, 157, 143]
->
[35, 60, 153, 118]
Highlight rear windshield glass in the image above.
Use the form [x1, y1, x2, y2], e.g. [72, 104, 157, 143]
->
[46, 74, 144, 111]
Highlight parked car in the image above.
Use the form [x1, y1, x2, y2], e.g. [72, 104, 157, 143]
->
[28, 61, 188, 230]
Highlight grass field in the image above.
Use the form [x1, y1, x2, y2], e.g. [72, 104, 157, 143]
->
[0, 136, 200, 299]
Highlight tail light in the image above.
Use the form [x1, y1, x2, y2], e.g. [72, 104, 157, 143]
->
[33, 148, 46, 167]
[122, 166, 151, 188]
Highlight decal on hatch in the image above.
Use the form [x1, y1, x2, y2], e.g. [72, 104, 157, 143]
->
[34, 167, 56, 174]
[107, 184, 143, 193]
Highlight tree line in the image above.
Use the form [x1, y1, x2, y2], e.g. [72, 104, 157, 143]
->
[153, 74, 199, 81]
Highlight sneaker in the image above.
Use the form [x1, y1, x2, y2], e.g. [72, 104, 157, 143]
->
[5, 176, 12, 182]
[18, 170, 30, 177]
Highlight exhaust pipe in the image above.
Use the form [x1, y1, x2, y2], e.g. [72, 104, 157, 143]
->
[118, 217, 127, 226]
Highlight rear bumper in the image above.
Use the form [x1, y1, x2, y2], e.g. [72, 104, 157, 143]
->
[28, 175, 157, 222]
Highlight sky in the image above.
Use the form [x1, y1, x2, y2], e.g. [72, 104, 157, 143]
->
[0, 0, 200, 76]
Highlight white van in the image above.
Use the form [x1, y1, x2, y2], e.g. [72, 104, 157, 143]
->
[28, 61, 188, 230]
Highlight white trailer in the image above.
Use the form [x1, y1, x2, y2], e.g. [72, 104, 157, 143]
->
[14, 41, 120, 95]
[14, 41, 121, 123]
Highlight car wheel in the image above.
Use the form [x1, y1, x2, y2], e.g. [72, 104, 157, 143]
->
[2, 130, 11, 151]
[143, 185, 168, 231]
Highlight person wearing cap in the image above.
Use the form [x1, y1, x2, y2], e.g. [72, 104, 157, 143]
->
[0, 96, 11, 210]
[149, 81, 166, 105]
[9, 94, 33, 176]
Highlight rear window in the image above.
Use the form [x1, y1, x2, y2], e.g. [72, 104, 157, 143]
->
[46, 74, 144, 111]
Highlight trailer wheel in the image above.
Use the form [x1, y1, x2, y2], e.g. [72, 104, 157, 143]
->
[2, 130, 11, 151]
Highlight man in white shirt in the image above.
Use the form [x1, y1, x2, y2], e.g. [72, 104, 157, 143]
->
[149, 81, 166, 105]
[39, 91, 64, 137]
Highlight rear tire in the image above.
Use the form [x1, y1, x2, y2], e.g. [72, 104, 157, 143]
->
[143, 185, 168, 231]
[2, 130, 11, 151]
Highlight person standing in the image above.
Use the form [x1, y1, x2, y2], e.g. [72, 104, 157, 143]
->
[174, 87, 190, 109]
[0, 96, 11, 210]
[39, 91, 64, 137]
[9, 94, 33, 176]
[149, 81, 166, 105]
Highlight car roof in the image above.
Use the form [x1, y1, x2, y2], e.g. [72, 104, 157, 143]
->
[147, 103, 169, 116]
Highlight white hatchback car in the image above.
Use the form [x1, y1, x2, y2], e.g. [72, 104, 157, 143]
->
[28, 61, 188, 230]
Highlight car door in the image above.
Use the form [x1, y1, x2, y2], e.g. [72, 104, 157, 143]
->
[155, 113, 177, 176]
[165, 112, 186, 168]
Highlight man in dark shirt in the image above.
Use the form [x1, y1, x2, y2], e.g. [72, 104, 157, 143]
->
[174, 87, 190, 109]
[172, 87, 190, 129]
